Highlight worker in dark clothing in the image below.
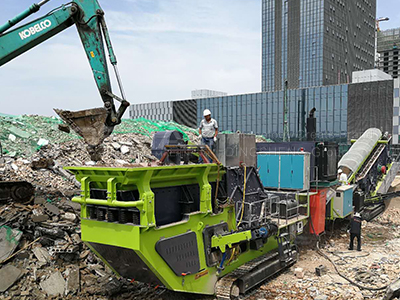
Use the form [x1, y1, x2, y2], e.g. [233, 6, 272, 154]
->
[348, 212, 362, 251]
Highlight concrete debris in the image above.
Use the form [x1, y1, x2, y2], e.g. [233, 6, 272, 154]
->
[294, 267, 304, 279]
[65, 265, 80, 295]
[31, 158, 54, 170]
[120, 145, 130, 155]
[44, 202, 60, 216]
[62, 212, 76, 222]
[254, 205, 400, 300]
[34, 197, 46, 205]
[8, 134, 16, 142]
[384, 278, 400, 300]
[0, 114, 199, 158]
[32, 247, 51, 263]
[0, 226, 22, 261]
[0, 264, 22, 292]
[315, 265, 327, 276]
[10, 163, 18, 171]
[37, 138, 49, 147]
[31, 214, 49, 223]
[1, 115, 200, 194]
[0, 178, 171, 300]
[111, 142, 121, 150]
[8, 126, 30, 139]
[40, 271, 65, 296]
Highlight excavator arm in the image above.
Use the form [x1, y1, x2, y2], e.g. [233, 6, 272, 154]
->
[0, 0, 130, 160]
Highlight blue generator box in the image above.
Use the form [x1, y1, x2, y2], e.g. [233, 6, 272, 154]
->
[257, 152, 311, 191]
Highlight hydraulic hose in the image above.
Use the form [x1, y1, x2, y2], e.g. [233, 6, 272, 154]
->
[309, 216, 388, 291]
[237, 164, 247, 228]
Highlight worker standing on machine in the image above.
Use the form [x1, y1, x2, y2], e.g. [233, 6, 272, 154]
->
[199, 109, 218, 148]
[198, 109, 218, 163]
[348, 212, 362, 251]
[338, 169, 348, 185]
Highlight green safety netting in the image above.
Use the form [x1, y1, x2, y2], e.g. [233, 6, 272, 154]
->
[113, 118, 198, 141]
[219, 130, 273, 143]
[0, 114, 199, 157]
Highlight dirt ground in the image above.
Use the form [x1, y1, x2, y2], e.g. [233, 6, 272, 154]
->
[245, 198, 400, 300]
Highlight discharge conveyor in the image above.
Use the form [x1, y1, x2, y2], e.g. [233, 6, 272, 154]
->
[338, 128, 382, 174]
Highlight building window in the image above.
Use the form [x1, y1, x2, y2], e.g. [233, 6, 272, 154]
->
[395, 88, 400, 98]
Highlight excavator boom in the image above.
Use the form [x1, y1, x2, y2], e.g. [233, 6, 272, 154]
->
[0, 0, 130, 160]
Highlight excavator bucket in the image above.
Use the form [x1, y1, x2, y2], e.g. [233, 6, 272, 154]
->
[54, 108, 113, 161]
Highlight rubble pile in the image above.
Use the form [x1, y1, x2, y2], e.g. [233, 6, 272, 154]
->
[0, 198, 171, 300]
[0, 114, 199, 158]
[375, 207, 400, 226]
[0, 114, 79, 158]
[0, 114, 206, 299]
[0, 114, 201, 193]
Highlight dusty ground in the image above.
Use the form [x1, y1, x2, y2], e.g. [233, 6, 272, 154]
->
[245, 198, 400, 300]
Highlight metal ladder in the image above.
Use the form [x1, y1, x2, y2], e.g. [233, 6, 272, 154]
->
[277, 232, 294, 265]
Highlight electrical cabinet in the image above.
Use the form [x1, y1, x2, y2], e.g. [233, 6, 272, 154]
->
[257, 152, 310, 190]
[333, 185, 354, 218]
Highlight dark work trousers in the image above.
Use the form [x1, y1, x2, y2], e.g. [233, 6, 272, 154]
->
[349, 233, 361, 251]
[199, 137, 215, 163]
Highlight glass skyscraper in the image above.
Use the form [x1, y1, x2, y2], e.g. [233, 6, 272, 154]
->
[262, 0, 376, 92]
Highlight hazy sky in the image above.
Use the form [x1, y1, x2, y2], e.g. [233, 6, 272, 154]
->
[0, 0, 398, 117]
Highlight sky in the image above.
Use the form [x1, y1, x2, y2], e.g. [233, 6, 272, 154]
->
[0, 0, 398, 117]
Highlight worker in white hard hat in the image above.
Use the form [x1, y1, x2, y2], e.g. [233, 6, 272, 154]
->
[348, 212, 362, 251]
[338, 168, 348, 185]
[198, 109, 218, 162]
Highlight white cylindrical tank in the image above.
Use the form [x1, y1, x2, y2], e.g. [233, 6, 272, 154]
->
[338, 128, 382, 174]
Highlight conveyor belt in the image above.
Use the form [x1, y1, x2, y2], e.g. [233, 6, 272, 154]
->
[356, 143, 386, 182]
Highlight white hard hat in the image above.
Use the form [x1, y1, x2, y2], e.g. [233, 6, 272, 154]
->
[203, 109, 211, 117]
[338, 169, 343, 173]
[354, 212, 361, 218]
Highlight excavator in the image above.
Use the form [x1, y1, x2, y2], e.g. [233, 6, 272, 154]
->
[0, 0, 129, 202]
[0, 0, 129, 160]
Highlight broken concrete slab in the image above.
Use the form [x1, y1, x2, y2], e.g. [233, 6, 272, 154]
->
[8, 134, 16, 142]
[384, 278, 400, 300]
[40, 271, 65, 296]
[30, 158, 54, 170]
[31, 214, 49, 223]
[62, 212, 76, 222]
[294, 267, 304, 279]
[120, 145, 130, 155]
[0, 226, 23, 261]
[120, 141, 133, 146]
[32, 247, 51, 263]
[111, 142, 121, 150]
[44, 203, 60, 216]
[65, 265, 80, 295]
[37, 138, 49, 147]
[0, 264, 22, 292]
[34, 197, 46, 205]
[8, 125, 31, 139]
[59, 198, 81, 211]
